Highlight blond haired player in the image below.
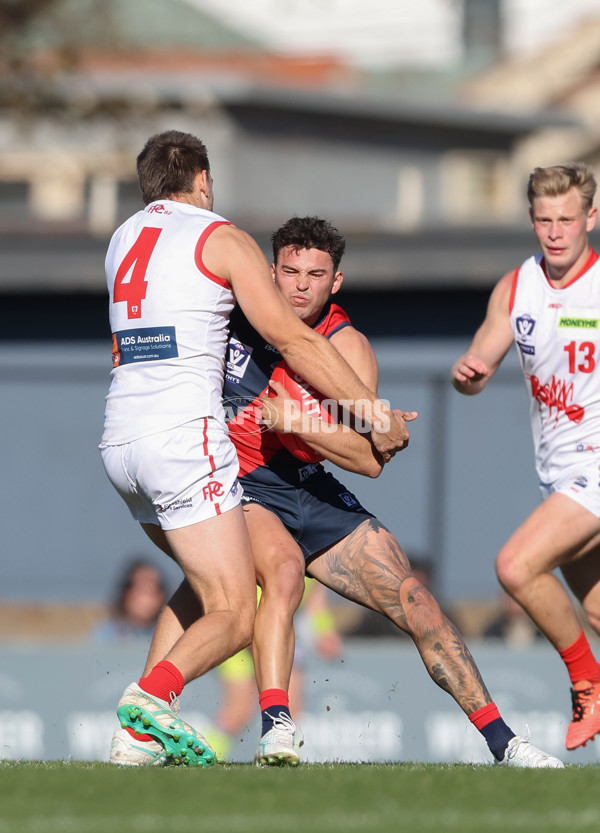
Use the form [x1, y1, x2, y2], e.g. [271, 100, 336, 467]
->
[452, 162, 600, 752]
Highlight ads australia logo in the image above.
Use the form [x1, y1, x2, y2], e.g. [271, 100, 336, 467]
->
[515, 313, 536, 356]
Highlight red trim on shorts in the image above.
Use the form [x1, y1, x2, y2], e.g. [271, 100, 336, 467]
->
[508, 268, 520, 315]
[194, 221, 232, 288]
[201, 417, 222, 515]
[202, 417, 217, 475]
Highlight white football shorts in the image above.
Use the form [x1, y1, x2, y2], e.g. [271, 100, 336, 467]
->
[100, 417, 242, 529]
[540, 457, 600, 519]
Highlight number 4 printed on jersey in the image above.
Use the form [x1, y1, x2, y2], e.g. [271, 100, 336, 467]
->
[113, 227, 162, 319]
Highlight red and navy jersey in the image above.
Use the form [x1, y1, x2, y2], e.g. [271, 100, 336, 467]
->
[224, 301, 351, 476]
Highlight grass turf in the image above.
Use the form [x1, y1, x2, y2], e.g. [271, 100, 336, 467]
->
[0, 760, 598, 833]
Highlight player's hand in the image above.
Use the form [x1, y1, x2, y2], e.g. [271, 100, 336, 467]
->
[370, 406, 418, 461]
[258, 380, 299, 433]
[451, 353, 490, 391]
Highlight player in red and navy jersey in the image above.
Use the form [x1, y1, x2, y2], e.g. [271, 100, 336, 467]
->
[224, 216, 562, 767]
[453, 162, 600, 752]
[101, 132, 413, 768]
[113, 214, 562, 768]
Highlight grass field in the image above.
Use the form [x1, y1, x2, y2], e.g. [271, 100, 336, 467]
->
[0, 761, 598, 833]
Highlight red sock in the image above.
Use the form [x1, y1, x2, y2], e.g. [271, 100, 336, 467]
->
[139, 660, 185, 702]
[259, 688, 289, 712]
[468, 702, 500, 730]
[468, 702, 514, 762]
[558, 630, 600, 684]
[123, 661, 184, 744]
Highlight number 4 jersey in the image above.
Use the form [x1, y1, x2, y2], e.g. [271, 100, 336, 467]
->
[101, 200, 235, 445]
[510, 249, 600, 484]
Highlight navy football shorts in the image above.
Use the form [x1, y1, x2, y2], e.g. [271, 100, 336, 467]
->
[240, 462, 374, 561]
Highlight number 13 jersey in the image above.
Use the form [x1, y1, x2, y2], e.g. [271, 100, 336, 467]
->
[509, 249, 600, 485]
[101, 200, 234, 445]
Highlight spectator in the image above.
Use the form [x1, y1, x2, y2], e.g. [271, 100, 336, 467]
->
[94, 559, 168, 642]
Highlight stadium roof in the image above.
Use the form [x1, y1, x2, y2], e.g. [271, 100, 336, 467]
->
[9, 0, 261, 52]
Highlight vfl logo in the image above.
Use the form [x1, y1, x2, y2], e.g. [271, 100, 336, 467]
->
[339, 492, 358, 508]
[516, 313, 536, 339]
[298, 463, 319, 482]
[203, 481, 224, 501]
[226, 340, 253, 381]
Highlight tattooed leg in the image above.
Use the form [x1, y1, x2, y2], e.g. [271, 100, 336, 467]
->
[308, 518, 492, 716]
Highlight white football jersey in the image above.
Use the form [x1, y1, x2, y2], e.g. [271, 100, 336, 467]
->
[510, 250, 600, 484]
[101, 200, 235, 445]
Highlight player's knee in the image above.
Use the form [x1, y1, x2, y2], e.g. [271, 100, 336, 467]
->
[229, 603, 255, 652]
[581, 599, 600, 636]
[259, 554, 305, 606]
[495, 548, 528, 596]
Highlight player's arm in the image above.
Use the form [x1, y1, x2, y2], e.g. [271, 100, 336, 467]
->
[451, 270, 515, 396]
[275, 325, 386, 477]
[202, 224, 416, 459]
[262, 378, 384, 477]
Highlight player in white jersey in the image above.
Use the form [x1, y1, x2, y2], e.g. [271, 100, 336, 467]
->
[452, 162, 600, 752]
[100, 130, 415, 767]
[510, 250, 600, 489]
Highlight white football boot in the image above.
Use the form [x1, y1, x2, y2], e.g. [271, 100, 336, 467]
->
[109, 727, 167, 766]
[116, 682, 216, 767]
[497, 735, 564, 768]
[254, 711, 300, 767]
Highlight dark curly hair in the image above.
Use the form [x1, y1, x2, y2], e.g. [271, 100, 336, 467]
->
[271, 216, 346, 272]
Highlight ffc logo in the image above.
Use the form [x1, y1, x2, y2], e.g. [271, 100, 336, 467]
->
[516, 313, 536, 339]
[203, 481, 225, 501]
[146, 204, 172, 214]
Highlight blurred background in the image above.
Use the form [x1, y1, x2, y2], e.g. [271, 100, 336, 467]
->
[2, 0, 600, 764]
